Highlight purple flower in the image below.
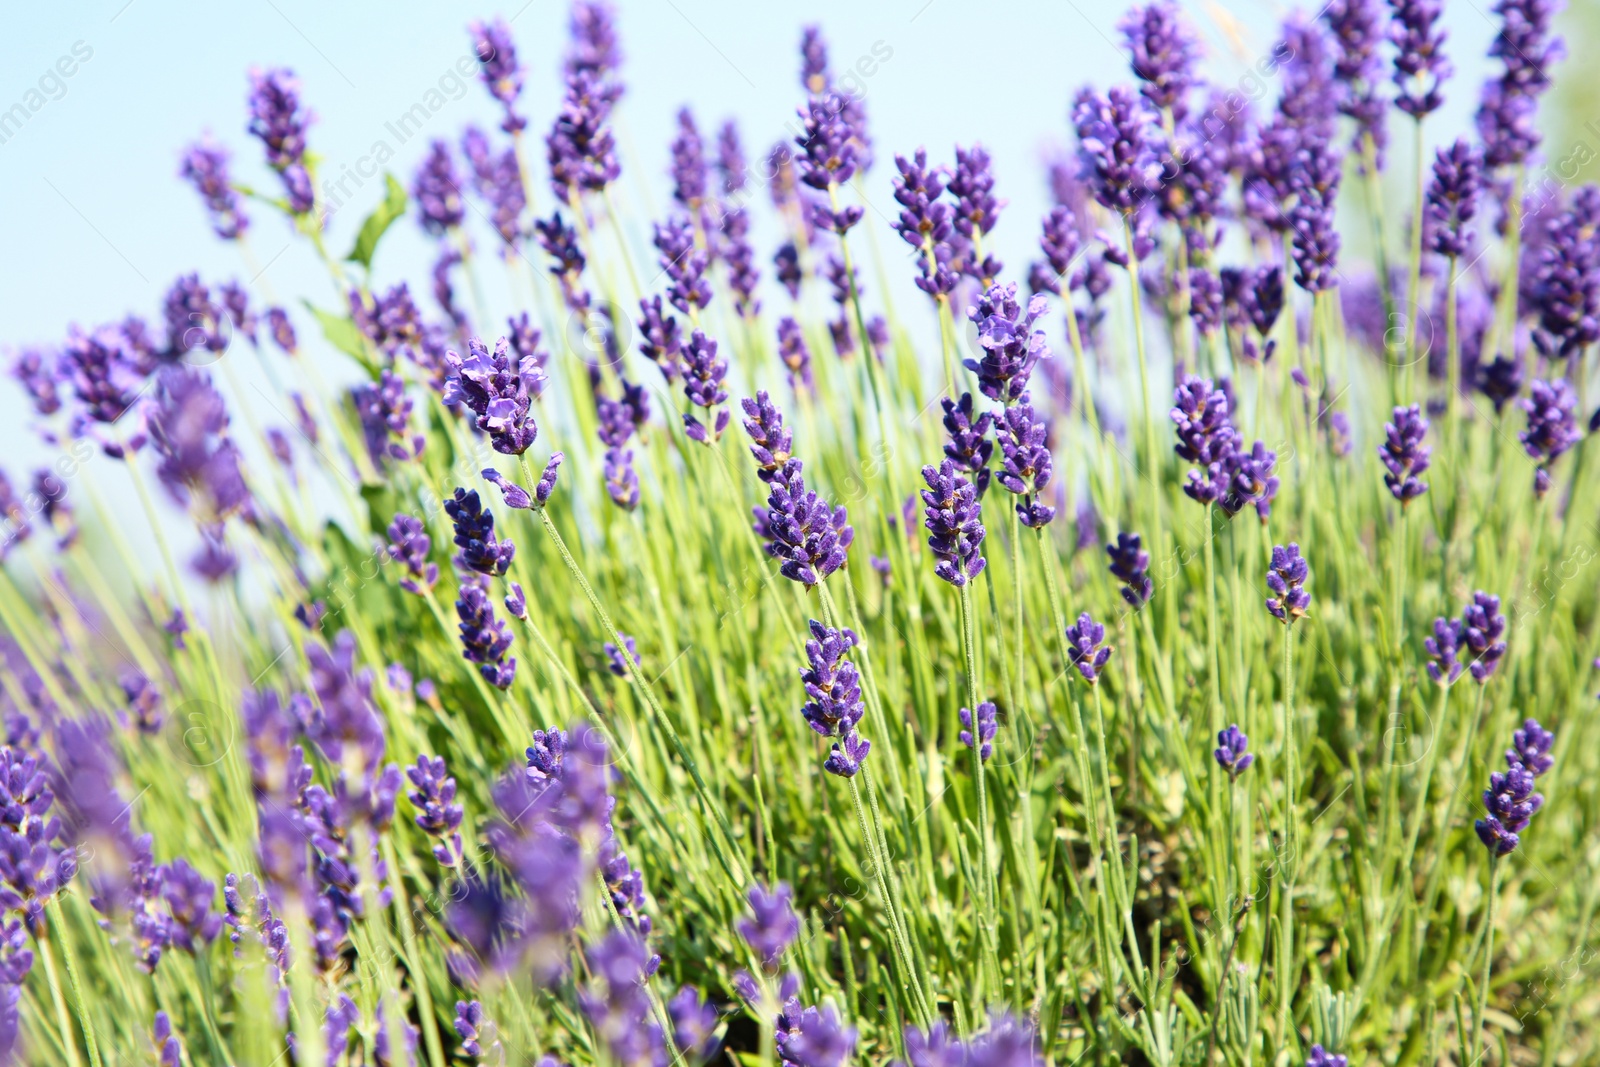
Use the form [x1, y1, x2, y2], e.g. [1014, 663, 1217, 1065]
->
[1424, 616, 1464, 684]
[637, 295, 684, 380]
[1520, 378, 1580, 497]
[1379, 404, 1431, 505]
[444, 488, 515, 577]
[1065, 612, 1112, 684]
[1306, 1045, 1349, 1067]
[654, 215, 712, 315]
[965, 284, 1049, 404]
[407, 755, 465, 868]
[482, 467, 533, 511]
[948, 145, 1003, 283]
[960, 701, 998, 762]
[794, 93, 857, 192]
[246, 68, 314, 214]
[604, 633, 638, 678]
[1388, 0, 1451, 119]
[546, 69, 620, 200]
[582, 932, 667, 1067]
[153, 1011, 181, 1067]
[1220, 266, 1283, 363]
[1423, 139, 1482, 258]
[536, 452, 563, 506]
[1462, 592, 1507, 683]
[160, 858, 222, 953]
[1287, 131, 1344, 293]
[180, 140, 248, 240]
[893, 149, 956, 297]
[741, 392, 794, 483]
[1475, 0, 1565, 169]
[1324, 0, 1389, 163]
[1031, 205, 1086, 297]
[1509, 718, 1555, 777]
[774, 242, 803, 300]
[454, 1000, 492, 1060]
[722, 208, 761, 318]
[753, 460, 853, 587]
[669, 986, 720, 1063]
[1121, 1, 1196, 116]
[604, 446, 640, 511]
[147, 367, 251, 522]
[1107, 532, 1153, 608]
[941, 393, 994, 497]
[777, 317, 813, 391]
[995, 396, 1055, 528]
[1187, 268, 1223, 336]
[1475, 761, 1542, 855]
[1214, 724, 1254, 781]
[800, 620, 865, 740]
[534, 209, 591, 315]
[670, 108, 710, 213]
[457, 577, 516, 689]
[737, 882, 801, 969]
[1073, 86, 1163, 219]
[921, 459, 986, 587]
[12, 349, 60, 417]
[413, 139, 465, 235]
[1225, 440, 1280, 522]
[675, 350, 731, 448]
[353, 369, 424, 466]
[1265, 544, 1311, 623]
[1527, 187, 1600, 362]
[443, 336, 543, 454]
[462, 126, 527, 250]
[1478, 354, 1523, 413]
[161, 274, 228, 358]
[469, 18, 525, 132]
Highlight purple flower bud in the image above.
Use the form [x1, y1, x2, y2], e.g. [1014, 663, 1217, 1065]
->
[469, 18, 526, 132]
[1214, 724, 1254, 780]
[353, 369, 425, 467]
[407, 754, 465, 868]
[413, 139, 465, 235]
[546, 68, 620, 200]
[794, 93, 857, 192]
[1527, 187, 1600, 362]
[386, 513, 438, 595]
[445, 488, 515, 577]
[754, 461, 853, 586]
[1220, 266, 1283, 363]
[604, 633, 638, 678]
[741, 392, 794, 483]
[444, 337, 543, 455]
[1509, 717, 1554, 777]
[1306, 1045, 1349, 1067]
[941, 393, 993, 497]
[777, 317, 813, 391]
[654, 216, 712, 315]
[1073, 86, 1164, 219]
[669, 108, 710, 213]
[1265, 543, 1311, 623]
[1423, 139, 1482, 258]
[1121, 2, 1197, 116]
[463, 126, 527, 250]
[1388, 0, 1451, 119]
[965, 284, 1049, 404]
[457, 577, 516, 689]
[960, 701, 998, 762]
[1476, 760, 1542, 855]
[995, 396, 1055, 528]
[1424, 616, 1464, 684]
[1064, 612, 1112, 684]
[669, 986, 720, 1062]
[638, 295, 684, 380]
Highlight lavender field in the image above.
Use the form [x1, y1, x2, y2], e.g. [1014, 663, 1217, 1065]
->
[0, 1, 1595, 1065]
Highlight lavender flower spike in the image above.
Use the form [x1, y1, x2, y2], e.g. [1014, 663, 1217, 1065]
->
[1388, 0, 1451, 119]
[1065, 612, 1112, 684]
[1107, 532, 1153, 608]
[1519, 378, 1579, 498]
[1423, 139, 1482, 259]
[445, 488, 515, 577]
[386, 513, 438, 595]
[960, 702, 998, 762]
[1509, 718, 1554, 777]
[457, 577, 516, 689]
[246, 68, 314, 215]
[180, 140, 248, 240]
[754, 460, 853, 587]
[1475, 759, 1542, 856]
[737, 882, 800, 969]
[1214, 725, 1254, 781]
[681, 330, 730, 444]
[444, 337, 544, 455]
[920, 460, 986, 587]
[1423, 616, 1464, 685]
[1462, 592, 1507, 684]
[1265, 543, 1311, 624]
[1379, 404, 1430, 505]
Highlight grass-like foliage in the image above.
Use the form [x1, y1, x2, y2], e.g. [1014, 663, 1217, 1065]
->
[0, 1, 1596, 1065]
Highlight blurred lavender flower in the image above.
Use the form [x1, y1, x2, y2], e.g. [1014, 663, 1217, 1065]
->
[463, 126, 527, 251]
[582, 932, 667, 1067]
[1120, 1, 1196, 116]
[353, 369, 425, 466]
[12, 349, 60, 417]
[669, 108, 710, 216]
[669, 986, 720, 1063]
[1475, 760, 1542, 855]
[1214, 725, 1254, 781]
[1478, 354, 1522, 413]
[180, 140, 248, 240]
[893, 149, 956, 299]
[949, 145, 1003, 283]
[246, 68, 314, 214]
[604, 633, 638, 678]
[1509, 718, 1555, 777]
[738, 882, 801, 969]
[1519, 378, 1580, 497]
[1065, 612, 1112, 684]
[1388, 0, 1451, 118]
[470, 18, 526, 132]
[655, 215, 712, 315]
[1324, 0, 1389, 164]
[995, 396, 1055, 527]
[547, 69, 621, 200]
[407, 755, 465, 869]
[147, 367, 251, 524]
[941, 393, 993, 497]
[1475, 0, 1566, 169]
[777, 317, 813, 391]
[1424, 616, 1464, 684]
[1423, 139, 1482, 259]
[1107, 532, 1153, 608]
[1527, 187, 1600, 362]
[960, 701, 998, 762]
[1073, 86, 1163, 223]
[1220, 265, 1283, 363]
[413, 140, 465, 235]
[1306, 1045, 1349, 1067]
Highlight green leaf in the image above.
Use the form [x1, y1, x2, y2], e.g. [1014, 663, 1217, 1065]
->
[303, 301, 377, 373]
[344, 173, 408, 269]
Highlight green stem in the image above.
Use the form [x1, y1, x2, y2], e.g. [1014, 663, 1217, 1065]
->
[36, 922, 85, 1067]
[47, 898, 104, 1067]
